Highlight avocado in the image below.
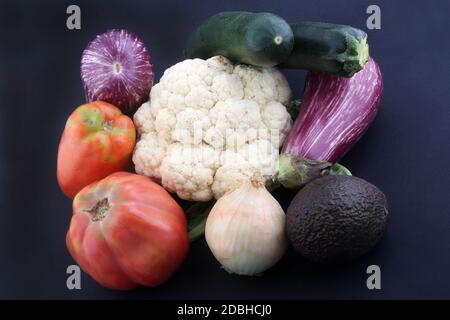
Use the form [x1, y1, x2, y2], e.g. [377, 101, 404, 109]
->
[286, 175, 388, 264]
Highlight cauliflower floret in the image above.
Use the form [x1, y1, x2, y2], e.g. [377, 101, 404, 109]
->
[154, 109, 176, 141]
[133, 56, 292, 201]
[132, 132, 168, 179]
[209, 99, 266, 149]
[206, 55, 234, 73]
[160, 144, 220, 201]
[241, 139, 279, 177]
[233, 65, 292, 106]
[133, 101, 154, 134]
[185, 86, 216, 110]
[212, 156, 255, 199]
[172, 108, 211, 144]
[269, 68, 293, 105]
[260, 101, 293, 148]
[211, 73, 244, 101]
[212, 142, 278, 199]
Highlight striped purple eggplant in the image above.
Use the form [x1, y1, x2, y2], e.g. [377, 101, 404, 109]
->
[278, 58, 383, 188]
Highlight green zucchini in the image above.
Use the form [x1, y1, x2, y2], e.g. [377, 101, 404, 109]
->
[184, 11, 294, 67]
[281, 22, 370, 77]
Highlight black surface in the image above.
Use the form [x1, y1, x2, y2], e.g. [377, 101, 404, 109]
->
[0, 0, 449, 299]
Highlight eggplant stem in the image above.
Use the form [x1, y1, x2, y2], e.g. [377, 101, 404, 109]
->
[278, 154, 332, 189]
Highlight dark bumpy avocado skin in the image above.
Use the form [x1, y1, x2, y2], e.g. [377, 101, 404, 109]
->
[286, 175, 388, 265]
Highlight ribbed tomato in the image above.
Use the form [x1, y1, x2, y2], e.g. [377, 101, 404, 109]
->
[66, 172, 189, 290]
[57, 101, 135, 198]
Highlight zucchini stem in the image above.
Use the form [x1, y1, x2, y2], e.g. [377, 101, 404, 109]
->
[338, 35, 369, 77]
[273, 35, 283, 45]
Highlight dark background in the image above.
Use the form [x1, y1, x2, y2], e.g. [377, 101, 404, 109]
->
[0, 0, 449, 299]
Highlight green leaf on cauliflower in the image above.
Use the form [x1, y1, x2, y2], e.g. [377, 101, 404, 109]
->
[286, 99, 302, 120]
[186, 200, 215, 242]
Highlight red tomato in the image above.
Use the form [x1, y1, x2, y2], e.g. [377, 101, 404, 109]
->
[57, 101, 136, 198]
[66, 172, 189, 290]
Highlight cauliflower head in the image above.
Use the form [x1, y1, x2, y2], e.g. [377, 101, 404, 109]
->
[133, 56, 292, 201]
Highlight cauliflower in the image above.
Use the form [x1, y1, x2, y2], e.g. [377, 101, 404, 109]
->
[133, 56, 292, 201]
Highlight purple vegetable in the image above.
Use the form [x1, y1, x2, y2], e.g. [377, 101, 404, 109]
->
[278, 58, 383, 188]
[81, 29, 154, 114]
